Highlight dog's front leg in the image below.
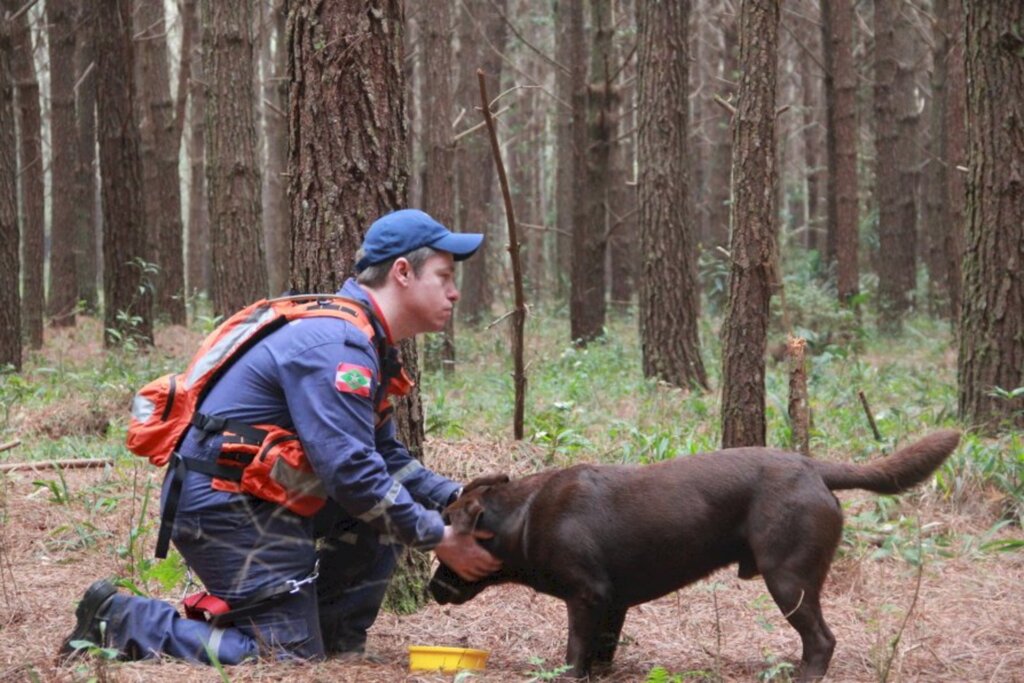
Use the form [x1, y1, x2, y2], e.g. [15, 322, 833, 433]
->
[564, 595, 610, 678]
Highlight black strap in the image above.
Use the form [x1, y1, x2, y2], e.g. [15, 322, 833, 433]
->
[190, 413, 267, 445]
[155, 455, 188, 559]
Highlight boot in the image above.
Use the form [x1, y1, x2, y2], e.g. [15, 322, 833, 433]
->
[57, 579, 119, 663]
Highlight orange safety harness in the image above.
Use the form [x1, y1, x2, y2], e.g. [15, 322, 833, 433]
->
[125, 294, 412, 559]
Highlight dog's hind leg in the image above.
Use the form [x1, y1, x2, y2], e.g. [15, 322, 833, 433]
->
[763, 569, 835, 682]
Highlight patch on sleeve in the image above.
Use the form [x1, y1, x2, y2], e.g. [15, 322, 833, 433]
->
[335, 363, 373, 397]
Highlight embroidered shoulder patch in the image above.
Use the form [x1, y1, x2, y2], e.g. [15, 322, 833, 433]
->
[335, 363, 373, 397]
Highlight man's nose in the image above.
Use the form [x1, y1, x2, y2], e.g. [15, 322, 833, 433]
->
[449, 286, 460, 302]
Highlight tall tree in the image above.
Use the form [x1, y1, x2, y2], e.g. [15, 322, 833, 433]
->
[926, 0, 966, 322]
[706, 2, 737, 253]
[873, 0, 915, 331]
[553, 0, 583, 301]
[262, 0, 289, 297]
[9, 1, 44, 349]
[421, 0, 456, 370]
[957, 1, 1024, 431]
[46, 0, 80, 327]
[636, 0, 708, 391]
[136, 0, 187, 324]
[720, 0, 779, 449]
[287, 0, 428, 621]
[455, 0, 507, 323]
[94, 0, 153, 347]
[185, 0, 210, 299]
[74, 3, 99, 314]
[204, 0, 267, 316]
[0, 2, 20, 370]
[821, 0, 859, 304]
[570, 0, 617, 344]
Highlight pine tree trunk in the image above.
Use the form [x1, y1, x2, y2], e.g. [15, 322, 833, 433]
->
[0, 8, 20, 370]
[47, 0, 80, 327]
[262, 0, 289, 297]
[421, 0, 456, 372]
[185, 0, 210, 299]
[9, 3, 44, 349]
[571, 0, 616, 345]
[74, 4, 99, 316]
[707, 2, 737, 253]
[957, 1, 1024, 431]
[798, 3, 822, 254]
[822, 0, 859, 305]
[637, 0, 708, 391]
[720, 0, 779, 449]
[95, 0, 153, 348]
[874, 0, 913, 332]
[943, 0, 966, 327]
[455, 0, 506, 324]
[553, 0, 582, 301]
[137, 0, 187, 325]
[204, 0, 267, 316]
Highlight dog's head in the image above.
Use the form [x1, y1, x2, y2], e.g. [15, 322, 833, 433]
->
[429, 473, 510, 605]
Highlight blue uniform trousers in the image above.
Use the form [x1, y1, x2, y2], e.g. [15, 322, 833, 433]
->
[100, 496, 399, 663]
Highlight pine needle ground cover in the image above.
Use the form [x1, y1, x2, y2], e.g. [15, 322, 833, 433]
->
[1, 308, 1021, 682]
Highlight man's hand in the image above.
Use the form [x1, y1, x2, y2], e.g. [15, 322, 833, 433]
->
[433, 526, 502, 582]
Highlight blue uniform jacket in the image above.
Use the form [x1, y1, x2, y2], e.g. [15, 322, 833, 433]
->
[164, 279, 459, 549]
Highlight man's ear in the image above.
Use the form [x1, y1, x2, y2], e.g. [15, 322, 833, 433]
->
[390, 257, 412, 286]
[463, 473, 510, 495]
[450, 498, 485, 535]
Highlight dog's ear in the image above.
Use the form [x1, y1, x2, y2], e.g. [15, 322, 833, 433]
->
[449, 497, 486, 535]
[463, 472, 510, 495]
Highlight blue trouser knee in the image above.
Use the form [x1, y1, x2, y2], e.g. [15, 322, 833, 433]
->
[104, 497, 322, 663]
[314, 503, 402, 653]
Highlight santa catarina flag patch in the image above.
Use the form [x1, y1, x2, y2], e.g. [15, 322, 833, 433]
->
[335, 363, 373, 397]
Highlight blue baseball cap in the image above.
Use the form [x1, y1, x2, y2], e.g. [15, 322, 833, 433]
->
[355, 209, 484, 272]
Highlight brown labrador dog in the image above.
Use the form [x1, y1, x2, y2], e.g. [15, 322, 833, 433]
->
[429, 430, 960, 681]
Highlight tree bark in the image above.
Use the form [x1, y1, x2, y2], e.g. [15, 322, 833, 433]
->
[570, 0, 616, 345]
[421, 0, 456, 372]
[707, 2, 737, 253]
[957, 1, 1024, 431]
[553, 0, 582, 302]
[137, 0, 187, 325]
[47, 0, 80, 327]
[9, 2, 44, 349]
[74, 3, 99, 315]
[821, 0, 859, 305]
[94, 0, 153, 347]
[874, 0, 914, 332]
[720, 0, 779, 449]
[637, 0, 708, 391]
[455, 0, 507, 324]
[943, 1, 966, 327]
[185, 0, 210, 299]
[204, 0, 268, 316]
[0, 6, 20, 370]
[262, 0, 290, 297]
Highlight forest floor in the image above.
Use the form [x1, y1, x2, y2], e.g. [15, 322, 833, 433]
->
[1, 319, 1023, 682]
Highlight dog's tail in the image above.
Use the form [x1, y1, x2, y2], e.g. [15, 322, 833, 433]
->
[815, 429, 961, 494]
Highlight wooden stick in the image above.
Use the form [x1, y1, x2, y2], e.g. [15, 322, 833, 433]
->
[0, 458, 114, 473]
[478, 68, 528, 441]
[858, 390, 883, 441]
[0, 439, 21, 453]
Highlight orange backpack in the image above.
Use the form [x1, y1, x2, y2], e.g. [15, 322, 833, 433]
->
[126, 295, 411, 558]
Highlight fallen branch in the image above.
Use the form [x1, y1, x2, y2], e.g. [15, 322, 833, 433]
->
[858, 390, 883, 441]
[0, 439, 21, 453]
[0, 458, 114, 473]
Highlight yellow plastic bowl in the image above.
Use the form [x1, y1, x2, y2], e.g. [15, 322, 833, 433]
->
[408, 645, 489, 672]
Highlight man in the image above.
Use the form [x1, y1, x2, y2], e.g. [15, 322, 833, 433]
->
[59, 209, 501, 664]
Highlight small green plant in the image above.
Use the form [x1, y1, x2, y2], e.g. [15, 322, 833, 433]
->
[0, 367, 31, 428]
[33, 469, 72, 505]
[525, 656, 573, 681]
[757, 652, 795, 681]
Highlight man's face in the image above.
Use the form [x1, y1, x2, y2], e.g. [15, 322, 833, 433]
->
[404, 251, 460, 333]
